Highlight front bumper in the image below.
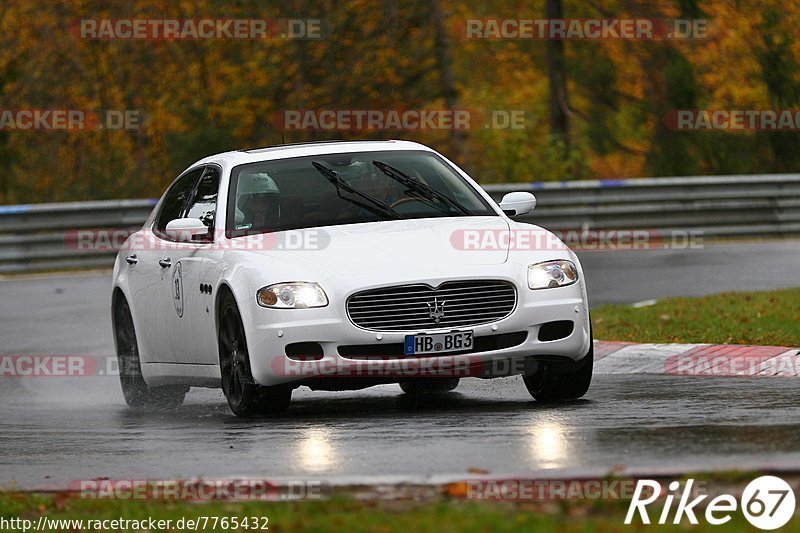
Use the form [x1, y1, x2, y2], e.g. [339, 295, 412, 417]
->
[247, 280, 591, 387]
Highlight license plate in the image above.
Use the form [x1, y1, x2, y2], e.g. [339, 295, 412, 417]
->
[404, 331, 473, 355]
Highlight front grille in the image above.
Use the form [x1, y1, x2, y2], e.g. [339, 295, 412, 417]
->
[347, 280, 517, 331]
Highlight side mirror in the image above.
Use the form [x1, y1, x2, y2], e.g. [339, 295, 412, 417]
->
[165, 218, 210, 242]
[499, 192, 536, 217]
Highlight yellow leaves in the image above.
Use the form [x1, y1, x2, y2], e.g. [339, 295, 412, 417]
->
[3, 0, 800, 204]
[444, 481, 469, 498]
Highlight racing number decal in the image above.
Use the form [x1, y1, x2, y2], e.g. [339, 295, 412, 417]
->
[172, 261, 184, 318]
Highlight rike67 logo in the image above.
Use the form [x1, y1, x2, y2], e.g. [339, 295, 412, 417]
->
[626, 476, 795, 529]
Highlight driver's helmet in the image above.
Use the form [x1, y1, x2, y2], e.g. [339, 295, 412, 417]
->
[235, 172, 281, 228]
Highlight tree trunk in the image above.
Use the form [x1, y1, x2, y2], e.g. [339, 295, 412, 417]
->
[546, 0, 569, 150]
[431, 0, 467, 165]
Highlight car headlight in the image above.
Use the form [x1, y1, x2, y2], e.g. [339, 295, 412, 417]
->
[257, 282, 329, 309]
[528, 260, 578, 290]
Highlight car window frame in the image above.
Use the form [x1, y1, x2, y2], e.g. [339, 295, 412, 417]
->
[152, 165, 207, 242]
[182, 164, 222, 243]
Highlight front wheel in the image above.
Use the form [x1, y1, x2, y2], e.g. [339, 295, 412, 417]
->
[113, 298, 187, 409]
[523, 335, 593, 402]
[218, 292, 291, 417]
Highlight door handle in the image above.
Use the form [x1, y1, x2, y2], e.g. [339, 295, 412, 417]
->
[159, 258, 172, 268]
[125, 254, 138, 265]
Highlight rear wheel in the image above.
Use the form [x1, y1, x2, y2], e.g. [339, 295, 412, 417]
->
[113, 298, 187, 409]
[523, 334, 594, 402]
[399, 377, 460, 394]
[218, 292, 291, 417]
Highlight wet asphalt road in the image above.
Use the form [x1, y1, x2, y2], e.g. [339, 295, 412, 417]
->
[4, 374, 800, 488]
[1, 240, 799, 488]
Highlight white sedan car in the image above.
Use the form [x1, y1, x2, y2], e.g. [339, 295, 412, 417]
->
[112, 140, 592, 416]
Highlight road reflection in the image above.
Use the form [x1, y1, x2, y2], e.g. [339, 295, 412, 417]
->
[298, 427, 335, 472]
[527, 420, 570, 469]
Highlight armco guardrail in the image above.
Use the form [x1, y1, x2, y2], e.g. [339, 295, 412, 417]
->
[1, 174, 799, 273]
[0, 199, 156, 273]
[483, 173, 800, 236]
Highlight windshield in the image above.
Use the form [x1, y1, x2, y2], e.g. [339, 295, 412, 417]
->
[226, 150, 497, 236]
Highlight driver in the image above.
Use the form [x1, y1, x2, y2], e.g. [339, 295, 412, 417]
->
[235, 172, 281, 231]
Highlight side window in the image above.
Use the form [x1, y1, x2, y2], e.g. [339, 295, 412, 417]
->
[155, 168, 204, 237]
[185, 167, 220, 230]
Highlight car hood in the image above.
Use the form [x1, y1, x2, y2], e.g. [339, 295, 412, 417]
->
[275, 216, 511, 276]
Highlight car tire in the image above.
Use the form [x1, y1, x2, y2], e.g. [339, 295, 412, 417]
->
[523, 331, 594, 402]
[113, 297, 187, 409]
[218, 291, 291, 417]
[399, 378, 460, 394]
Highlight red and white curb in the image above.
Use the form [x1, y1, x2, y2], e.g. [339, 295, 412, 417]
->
[594, 341, 800, 377]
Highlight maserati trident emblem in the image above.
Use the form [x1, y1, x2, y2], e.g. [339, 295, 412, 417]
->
[427, 297, 446, 324]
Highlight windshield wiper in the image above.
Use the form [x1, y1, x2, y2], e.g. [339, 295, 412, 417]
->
[311, 161, 402, 220]
[372, 160, 472, 215]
